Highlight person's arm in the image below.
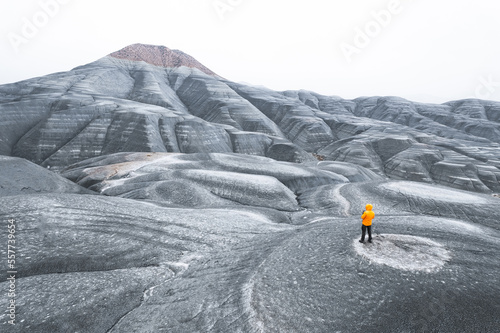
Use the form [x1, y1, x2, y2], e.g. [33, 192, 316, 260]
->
[361, 211, 366, 219]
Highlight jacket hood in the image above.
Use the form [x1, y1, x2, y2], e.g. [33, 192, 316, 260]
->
[365, 204, 373, 211]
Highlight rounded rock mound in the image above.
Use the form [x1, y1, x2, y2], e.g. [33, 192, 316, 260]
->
[354, 234, 451, 272]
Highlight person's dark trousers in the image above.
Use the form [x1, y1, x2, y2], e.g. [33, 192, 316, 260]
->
[361, 225, 372, 242]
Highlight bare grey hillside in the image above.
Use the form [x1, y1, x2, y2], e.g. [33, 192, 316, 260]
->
[0, 44, 499, 333]
[0, 44, 499, 192]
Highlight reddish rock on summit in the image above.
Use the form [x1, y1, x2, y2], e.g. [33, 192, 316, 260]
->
[109, 43, 218, 76]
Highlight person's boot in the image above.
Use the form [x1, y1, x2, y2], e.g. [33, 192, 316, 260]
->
[368, 239, 372, 243]
[359, 239, 364, 243]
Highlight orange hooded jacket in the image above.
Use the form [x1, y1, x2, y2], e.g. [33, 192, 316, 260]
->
[361, 204, 374, 226]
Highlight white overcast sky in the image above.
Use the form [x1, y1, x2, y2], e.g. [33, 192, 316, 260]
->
[1, 0, 500, 104]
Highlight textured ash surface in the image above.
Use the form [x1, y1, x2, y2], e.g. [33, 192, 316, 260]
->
[0, 44, 499, 332]
[0, 156, 91, 197]
[1, 44, 499, 193]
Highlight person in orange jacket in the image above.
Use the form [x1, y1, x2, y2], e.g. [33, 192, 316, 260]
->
[359, 204, 375, 243]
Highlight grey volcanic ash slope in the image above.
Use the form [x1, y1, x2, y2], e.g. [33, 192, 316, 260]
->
[0, 44, 499, 333]
[0, 43, 499, 192]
